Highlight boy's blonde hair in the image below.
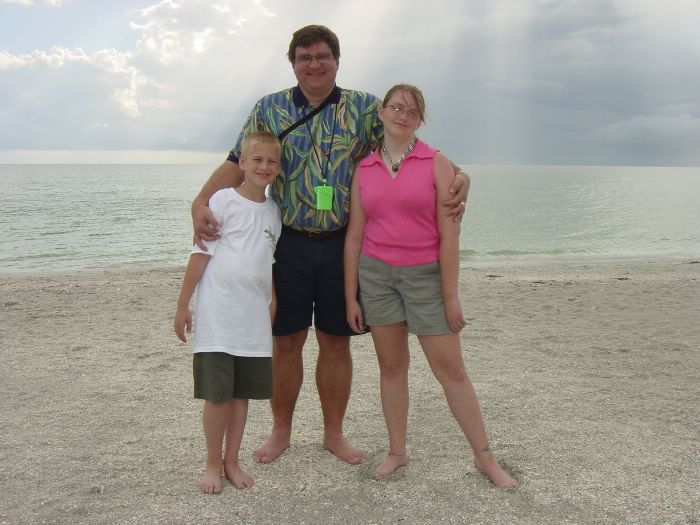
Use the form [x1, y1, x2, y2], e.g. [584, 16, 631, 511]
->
[240, 131, 282, 158]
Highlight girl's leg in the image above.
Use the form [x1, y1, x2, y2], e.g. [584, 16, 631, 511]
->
[223, 398, 254, 489]
[201, 400, 232, 494]
[418, 333, 517, 488]
[371, 322, 411, 475]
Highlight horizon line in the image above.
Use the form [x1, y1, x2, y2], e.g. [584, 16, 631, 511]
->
[0, 150, 698, 169]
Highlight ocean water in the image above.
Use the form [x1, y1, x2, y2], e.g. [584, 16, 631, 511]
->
[1, 164, 698, 273]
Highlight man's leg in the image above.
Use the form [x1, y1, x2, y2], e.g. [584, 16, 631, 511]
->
[253, 329, 308, 463]
[316, 329, 364, 464]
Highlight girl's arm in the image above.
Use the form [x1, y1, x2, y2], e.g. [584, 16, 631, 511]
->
[174, 253, 211, 342]
[434, 153, 467, 333]
[344, 167, 369, 334]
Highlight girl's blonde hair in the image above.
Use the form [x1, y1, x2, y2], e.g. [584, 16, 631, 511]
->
[382, 83, 426, 123]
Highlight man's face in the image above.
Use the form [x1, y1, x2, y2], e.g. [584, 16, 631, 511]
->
[292, 41, 339, 98]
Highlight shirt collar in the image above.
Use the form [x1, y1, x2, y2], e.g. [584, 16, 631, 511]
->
[292, 85, 341, 107]
[361, 139, 432, 168]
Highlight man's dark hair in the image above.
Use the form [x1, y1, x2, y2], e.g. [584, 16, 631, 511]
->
[287, 25, 340, 63]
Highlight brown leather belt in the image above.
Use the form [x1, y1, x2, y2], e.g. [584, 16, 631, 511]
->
[282, 225, 346, 240]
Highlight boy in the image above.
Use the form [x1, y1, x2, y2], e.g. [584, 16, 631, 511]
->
[174, 131, 282, 494]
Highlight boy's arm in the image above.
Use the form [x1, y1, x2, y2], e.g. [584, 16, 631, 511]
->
[174, 253, 211, 342]
[269, 279, 277, 327]
[435, 153, 467, 333]
[343, 168, 368, 334]
[192, 160, 245, 249]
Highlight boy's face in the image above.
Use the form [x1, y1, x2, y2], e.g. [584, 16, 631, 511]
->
[238, 142, 281, 189]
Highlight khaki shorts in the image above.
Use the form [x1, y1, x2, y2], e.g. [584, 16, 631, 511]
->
[193, 352, 272, 402]
[358, 254, 451, 336]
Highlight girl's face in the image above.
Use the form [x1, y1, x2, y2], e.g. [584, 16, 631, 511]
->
[379, 90, 422, 138]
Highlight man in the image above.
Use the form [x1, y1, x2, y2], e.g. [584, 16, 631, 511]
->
[191, 25, 469, 465]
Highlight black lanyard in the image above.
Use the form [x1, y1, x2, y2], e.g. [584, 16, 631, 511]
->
[277, 93, 333, 142]
[304, 102, 339, 184]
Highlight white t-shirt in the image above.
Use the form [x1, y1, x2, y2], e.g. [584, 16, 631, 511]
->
[191, 188, 281, 357]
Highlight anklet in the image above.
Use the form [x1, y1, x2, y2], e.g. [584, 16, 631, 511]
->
[480, 446, 491, 453]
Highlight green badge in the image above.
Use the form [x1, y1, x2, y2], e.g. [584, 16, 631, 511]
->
[314, 180, 333, 210]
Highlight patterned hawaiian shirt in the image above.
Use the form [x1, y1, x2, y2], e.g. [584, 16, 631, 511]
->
[228, 85, 383, 232]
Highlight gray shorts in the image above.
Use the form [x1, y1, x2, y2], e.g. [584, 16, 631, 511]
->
[193, 352, 272, 402]
[358, 254, 451, 336]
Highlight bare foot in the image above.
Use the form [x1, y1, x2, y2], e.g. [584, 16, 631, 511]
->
[323, 435, 364, 465]
[200, 464, 223, 494]
[375, 453, 409, 476]
[253, 432, 290, 464]
[474, 455, 518, 489]
[224, 461, 254, 490]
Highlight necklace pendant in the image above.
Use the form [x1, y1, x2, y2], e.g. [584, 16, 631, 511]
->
[392, 164, 399, 173]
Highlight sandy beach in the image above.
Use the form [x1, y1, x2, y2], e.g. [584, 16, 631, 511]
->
[1, 259, 698, 524]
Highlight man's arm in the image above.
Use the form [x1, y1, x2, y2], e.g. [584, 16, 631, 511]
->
[444, 161, 471, 222]
[191, 160, 244, 249]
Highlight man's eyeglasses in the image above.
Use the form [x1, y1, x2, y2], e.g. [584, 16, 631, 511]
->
[386, 104, 421, 120]
[295, 52, 335, 65]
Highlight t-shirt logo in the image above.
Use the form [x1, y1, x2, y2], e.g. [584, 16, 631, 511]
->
[264, 226, 277, 249]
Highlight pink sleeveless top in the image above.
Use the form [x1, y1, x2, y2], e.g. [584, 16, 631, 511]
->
[357, 140, 439, 266]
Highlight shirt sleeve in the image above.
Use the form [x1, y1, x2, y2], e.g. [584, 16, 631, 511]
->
[361, 94, 384, 153]
[192, 189, 228, 256]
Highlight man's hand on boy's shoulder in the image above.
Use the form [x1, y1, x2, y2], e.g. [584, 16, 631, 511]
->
[192, 201, 221, 250]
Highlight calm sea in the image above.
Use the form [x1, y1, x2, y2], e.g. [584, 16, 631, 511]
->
[1, 164, 698, 273]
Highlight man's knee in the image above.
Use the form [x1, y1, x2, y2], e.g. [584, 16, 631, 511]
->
[274, 330, 308, 355]
[316, 331, 350, 355]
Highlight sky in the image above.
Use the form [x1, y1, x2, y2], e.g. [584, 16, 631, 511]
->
[1, 0, 698, 166]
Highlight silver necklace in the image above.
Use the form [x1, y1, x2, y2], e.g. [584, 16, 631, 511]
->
[381, 137, 417, 172]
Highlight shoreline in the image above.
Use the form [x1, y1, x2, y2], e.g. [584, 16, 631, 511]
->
[2, 253, 698, 279]
[1, 258, 698, 524]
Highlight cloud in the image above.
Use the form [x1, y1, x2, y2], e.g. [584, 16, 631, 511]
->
[130, 0, 275, 66]
[0, 0, 288, 153]
[0, 46, 149, 117]
[593, 114, 700, 144]
[0, 0, 699, 164]
[0, 0, 67, 5]
[1, 46, 96, 69]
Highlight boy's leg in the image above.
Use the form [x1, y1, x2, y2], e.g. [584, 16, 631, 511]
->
[418, 333, 517, 488]
[201, 400, 232, 494]
[370, 322, 411, 475]
[223, 398, 254, 489]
